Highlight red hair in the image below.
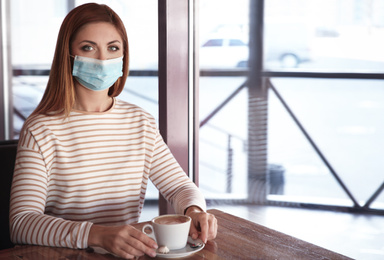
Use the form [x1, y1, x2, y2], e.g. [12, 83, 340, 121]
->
[31, 3, 129, 117]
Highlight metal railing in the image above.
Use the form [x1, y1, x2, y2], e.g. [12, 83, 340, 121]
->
[199, 70, 384, 215]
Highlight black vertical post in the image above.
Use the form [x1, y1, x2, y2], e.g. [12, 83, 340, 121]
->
[67, 0, 76, 11]
[247, 0, 268, 203]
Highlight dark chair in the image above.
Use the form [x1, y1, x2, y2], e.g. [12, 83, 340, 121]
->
[0, 139, 18, 250]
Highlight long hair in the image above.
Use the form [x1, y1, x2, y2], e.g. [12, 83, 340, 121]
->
[31, 3, 129, 117]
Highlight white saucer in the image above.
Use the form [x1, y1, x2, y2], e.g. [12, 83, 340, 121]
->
[156, 237, 205, 258]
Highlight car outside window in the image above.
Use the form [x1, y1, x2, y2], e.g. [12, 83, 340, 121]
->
[229, 39, 247, 46]
[203, 39, 223, 47]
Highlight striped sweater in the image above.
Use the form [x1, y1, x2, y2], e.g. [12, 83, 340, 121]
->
[9, 98, 206, 249]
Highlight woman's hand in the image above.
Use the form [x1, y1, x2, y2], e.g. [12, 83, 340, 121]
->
[185, 206, 218, 243]
[88, 224, 158, 259]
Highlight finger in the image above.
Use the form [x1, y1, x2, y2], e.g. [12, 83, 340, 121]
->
[125, 238, 156, 258]
[117, 245, 143, 259]
[189, 220, 199, 240]
[207, 216, 218, 240]
[198, 216, 209, 244]
[127, 228, 158, 257]
[199, 213, 218, 242]
[113, 247, 136, 260]
[131, 227, 158, 249]
[107, 239, 140, 260]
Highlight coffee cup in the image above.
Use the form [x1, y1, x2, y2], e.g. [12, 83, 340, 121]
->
[142, 214, 191, 250]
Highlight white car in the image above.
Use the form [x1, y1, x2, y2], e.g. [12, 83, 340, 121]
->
[199, 38, 249, 69]
[199, 36, 312, 69]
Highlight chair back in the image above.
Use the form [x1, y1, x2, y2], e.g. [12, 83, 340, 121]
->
[0, 139, 18, 249]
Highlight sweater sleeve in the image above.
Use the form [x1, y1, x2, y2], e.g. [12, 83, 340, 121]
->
[9, 130, 93, 249]
[148, 129, 207, 214]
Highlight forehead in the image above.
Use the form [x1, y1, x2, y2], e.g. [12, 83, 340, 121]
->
[73, 22, 122, 42]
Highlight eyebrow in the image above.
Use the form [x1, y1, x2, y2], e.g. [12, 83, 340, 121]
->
[108, 40, 122, 45]
[79, 40, 122, 45]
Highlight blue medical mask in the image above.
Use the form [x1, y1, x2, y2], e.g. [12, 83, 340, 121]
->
[72, 55, 123, 91]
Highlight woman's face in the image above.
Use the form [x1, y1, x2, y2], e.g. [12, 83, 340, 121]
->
[71, 22, 123, 60]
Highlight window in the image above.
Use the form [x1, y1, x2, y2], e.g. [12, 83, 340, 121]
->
[198, 1, 384, 258]
[263, 0, 384, 210]
[198, 0, 384, 218]
[264, 0, 384, 71]
[199, 0, 250, 201]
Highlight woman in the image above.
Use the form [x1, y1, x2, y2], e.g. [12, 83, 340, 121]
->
[9, 3, 217, 259]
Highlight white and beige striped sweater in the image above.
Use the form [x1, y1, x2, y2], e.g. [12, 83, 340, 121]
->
[9, 98, 206, 249]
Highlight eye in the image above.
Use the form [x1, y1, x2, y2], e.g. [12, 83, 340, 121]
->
[109, 46, 120, 52]
[81, 45, 94, 51]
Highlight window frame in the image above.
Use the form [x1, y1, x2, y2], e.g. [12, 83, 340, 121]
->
[0, 0, 13, 140]
[158, 0, 200, 214]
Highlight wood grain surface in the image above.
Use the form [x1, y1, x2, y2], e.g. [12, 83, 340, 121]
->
[0, 209, 352, 260]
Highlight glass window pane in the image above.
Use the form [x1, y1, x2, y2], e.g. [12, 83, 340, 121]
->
[11, 0, 65, 71]
[269, 78, 384, 205]
[11, 0, 65, 137]
[264, 0, 384, 71]
[199, 0, 249, 69]
[199, 76, 248, 199]
[199, 0, 384, 209]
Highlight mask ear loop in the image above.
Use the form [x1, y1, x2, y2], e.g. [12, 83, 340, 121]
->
[70, 55, 76, 81]
[69, 55, 76, 68]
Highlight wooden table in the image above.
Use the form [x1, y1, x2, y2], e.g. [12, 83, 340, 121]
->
[0, 209, 352, 260]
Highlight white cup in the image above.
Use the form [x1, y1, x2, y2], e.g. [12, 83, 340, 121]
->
[142, 214, 191, 250]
